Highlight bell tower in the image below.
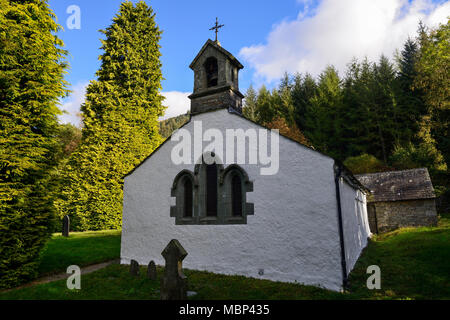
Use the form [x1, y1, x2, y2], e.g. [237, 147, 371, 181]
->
[188, 39, 244, 114]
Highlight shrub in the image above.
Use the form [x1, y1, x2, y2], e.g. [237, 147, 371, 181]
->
[389, 143, 447, 172]
[343, 154, 390, 174]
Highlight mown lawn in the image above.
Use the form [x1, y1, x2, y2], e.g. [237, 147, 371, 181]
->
[38, 230, 121, 275]
[1, 215, 448, 300]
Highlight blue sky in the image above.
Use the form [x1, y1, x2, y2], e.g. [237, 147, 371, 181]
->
[49, 0, 449, 125]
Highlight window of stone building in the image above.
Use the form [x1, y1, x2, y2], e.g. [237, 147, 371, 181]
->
[183, 178, 193, 217]
[231, 173, 242, 216]
[204, 57, 218, 87]
[171, 154, 254, 225]
[206, 163, 218, 216]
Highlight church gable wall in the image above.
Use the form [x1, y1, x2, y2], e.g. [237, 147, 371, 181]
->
[121, 109, 344, 291]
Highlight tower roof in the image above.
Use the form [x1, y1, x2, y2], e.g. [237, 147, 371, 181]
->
[189, 39, 243, 70]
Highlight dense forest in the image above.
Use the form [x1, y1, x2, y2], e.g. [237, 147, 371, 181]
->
[241, 22, 449, 202]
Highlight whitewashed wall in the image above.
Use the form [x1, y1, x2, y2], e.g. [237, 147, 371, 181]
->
[339, 179, 371, 275]
[121, 109, 346, 291]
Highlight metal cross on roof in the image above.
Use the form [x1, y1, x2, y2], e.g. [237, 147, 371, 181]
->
[209, 17, 224, 43]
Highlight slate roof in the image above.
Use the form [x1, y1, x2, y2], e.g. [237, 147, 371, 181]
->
[355, 168, 435, 202]
[189, 39, 244, 70]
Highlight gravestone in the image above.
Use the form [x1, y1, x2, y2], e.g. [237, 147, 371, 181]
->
[130, 259, 139, 276]
[147, 260, 157, 280]
[62, 215, 70, 237]
[160, 239, 187, 300]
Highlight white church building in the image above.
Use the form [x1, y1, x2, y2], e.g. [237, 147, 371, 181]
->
[120, 38, 371, 292]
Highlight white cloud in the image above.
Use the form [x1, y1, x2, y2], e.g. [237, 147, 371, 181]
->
[160, 91, 190, 120]
[59, 81, 88, 127]
[240, 0, 450, 82]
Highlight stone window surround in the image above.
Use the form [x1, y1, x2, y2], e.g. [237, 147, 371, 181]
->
[170, 154, 254, 225]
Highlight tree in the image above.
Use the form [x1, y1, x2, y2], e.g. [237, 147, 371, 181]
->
[159, 113, 190, 139]
[414, 19, 449, 166]
[304, 66, 344, 158]
[254, 85, 274, 125]
[0, 0, 68, 288]
[341, 57, 399, 163]
[292, 72, 317, 131]
[242, 85, 258, 122]
[265, 117, 310, 146]
[56, 1, 165, 230]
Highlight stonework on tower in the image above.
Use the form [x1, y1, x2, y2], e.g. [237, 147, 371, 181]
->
[188, 39, 244, 114]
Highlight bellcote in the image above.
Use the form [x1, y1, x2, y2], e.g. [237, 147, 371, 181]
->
[188, 39, 244, 114]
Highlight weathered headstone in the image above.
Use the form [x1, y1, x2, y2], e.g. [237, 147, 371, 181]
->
[62, 215, 70, 237]
[130, 259, 139, 276]
[160, 239, 187, 300]
[147, 260, 157, 280]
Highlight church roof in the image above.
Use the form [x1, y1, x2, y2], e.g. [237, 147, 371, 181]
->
[355, 168, 435, 202]
[189, 39, 244, 70]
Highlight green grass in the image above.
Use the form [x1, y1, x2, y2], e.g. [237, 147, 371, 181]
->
[38, 230, 121, 275]
[346, 213, 450, 300]
[1, 215, 448, 300]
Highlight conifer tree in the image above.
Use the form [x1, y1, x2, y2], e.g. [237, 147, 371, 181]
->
[56, 1, 165, 230]
[304, 66, 344, 158]
[395, 37, 426, 144]
[0, 0, 68, 288]
[254, 85, 274, 125]
[292, 72, 317, 131]
[242, 85, 258, 122]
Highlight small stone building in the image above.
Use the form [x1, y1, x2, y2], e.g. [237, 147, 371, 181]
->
[356, 168, 438, 233]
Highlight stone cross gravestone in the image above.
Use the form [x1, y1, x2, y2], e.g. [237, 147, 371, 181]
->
[62, 215, 70, 237]
[130, 259, 139, 276]
[147, 260, 157, 280]
[160, 239, 187, 300]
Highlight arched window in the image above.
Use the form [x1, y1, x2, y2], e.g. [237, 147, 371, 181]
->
[204, 57, 218, 87]
[206, 163, 218, 216]
[171, 162, 253, 225]
[231, 173, 242, 216]
[183, 178, 193, 217]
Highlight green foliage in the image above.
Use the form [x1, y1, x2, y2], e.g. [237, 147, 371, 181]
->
[304, 66, 343, 158]
[343, 154, 389, 174]
[389, 142, 447, 172]
[55, 1, 164, 231]
[242, 21, 448, 182]
[159, 113, 189, 139]
[0, 0, 69, 289]
[291, 72, 317, 130]
[242, 85, 257, 122]
[414, 19, 450, 165]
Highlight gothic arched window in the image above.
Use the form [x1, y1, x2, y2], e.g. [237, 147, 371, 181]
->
[231, 173, 242, 216]
[171, 158, 254, 225]
[204, 57, 218, 87]
[183, 178, 193, 217]
[170, 170, 196, 224]
[206, 163, 218, 216]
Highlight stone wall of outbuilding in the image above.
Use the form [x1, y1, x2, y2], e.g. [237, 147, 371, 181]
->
[371, 199, 437, 233]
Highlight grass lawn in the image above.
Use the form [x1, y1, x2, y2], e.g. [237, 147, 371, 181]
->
[38, 230, 121, 275]
[1, 215, 448, 300]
